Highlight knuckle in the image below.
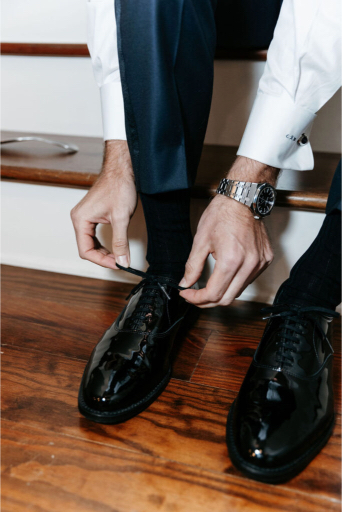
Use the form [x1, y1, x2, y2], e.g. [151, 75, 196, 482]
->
[221, 296, 233, 306]
[70, 208, 78, 222]
[112, 238, 128, 249]
[208, 292, 221, 303]
[249, 253, 260, 268]
[220, 256, 238, 271]
[259, 258, 267, 269]
[267, 251, 274, 264]
[112, 211, 129, 225]
[185, 260, 195, 274]
[207, 293, 221, 304]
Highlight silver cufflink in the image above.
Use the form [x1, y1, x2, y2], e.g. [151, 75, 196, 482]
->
[297, 133, 309, 146]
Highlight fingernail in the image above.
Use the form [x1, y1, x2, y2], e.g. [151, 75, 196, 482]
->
[179, 278, 187, 287]
[117, 255, 129, 268]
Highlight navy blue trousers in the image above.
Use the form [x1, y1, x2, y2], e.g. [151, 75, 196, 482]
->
[115, 0, 282, 194]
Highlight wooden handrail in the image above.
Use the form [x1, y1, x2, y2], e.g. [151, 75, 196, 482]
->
[1, 42, 267, 61]
[1, 42, 89, 57]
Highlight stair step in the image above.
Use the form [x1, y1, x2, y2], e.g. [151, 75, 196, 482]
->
[2, 130, 339, 212]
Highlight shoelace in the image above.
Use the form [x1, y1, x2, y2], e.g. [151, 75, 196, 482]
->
[261, 304, 339, 368]
[116, 263, 189, 330]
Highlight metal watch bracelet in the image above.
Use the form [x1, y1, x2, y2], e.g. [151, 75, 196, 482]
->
[216, 179, 259, 208]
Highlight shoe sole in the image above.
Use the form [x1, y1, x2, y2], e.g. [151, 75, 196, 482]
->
[78, 366, 172, 425]
[226, 400, 335, 484]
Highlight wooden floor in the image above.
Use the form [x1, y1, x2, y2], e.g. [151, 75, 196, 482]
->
[1, 265, 341, 512]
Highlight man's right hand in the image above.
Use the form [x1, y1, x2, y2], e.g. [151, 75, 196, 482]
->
[71, 140, 137, 269]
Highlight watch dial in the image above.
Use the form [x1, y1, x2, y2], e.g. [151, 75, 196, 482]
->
[256, 186, 275, 216]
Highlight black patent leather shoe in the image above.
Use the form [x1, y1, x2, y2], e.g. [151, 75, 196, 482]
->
[78, 265, 193, 424]
[226, 304, 339, 484]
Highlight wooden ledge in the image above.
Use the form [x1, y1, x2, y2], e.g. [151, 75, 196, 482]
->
[1, 131, 339, 212]
[1, 42, 267, 61]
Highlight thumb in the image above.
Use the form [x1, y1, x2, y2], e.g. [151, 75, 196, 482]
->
[112, 219, 130, 268]
[179, 245, 208, 288]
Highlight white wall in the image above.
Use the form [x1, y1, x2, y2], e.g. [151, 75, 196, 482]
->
[1, 0, 340, 305]
[1, 0, 341, 152]
[1, 0, 87, 43]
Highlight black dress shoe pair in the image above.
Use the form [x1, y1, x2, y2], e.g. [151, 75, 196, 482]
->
[78, 269, 338, 484]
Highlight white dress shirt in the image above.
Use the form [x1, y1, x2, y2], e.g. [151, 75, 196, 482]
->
[87, 0, 341, 171]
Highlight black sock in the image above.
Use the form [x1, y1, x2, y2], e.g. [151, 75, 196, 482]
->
[275, 210, 341, 310]
[139, 189, 193, 281]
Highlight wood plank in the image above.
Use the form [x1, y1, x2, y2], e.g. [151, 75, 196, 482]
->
[2, 131, 340, 212]
[1, 42, 90, 57]
[1, 264, 131, 312]
[1, 42, 267, 61]
[191, 330, 342, 414]
[1, 345, 340, 501]
[195, 300, 267, 337]
[3, 420, 339, 512]
[1, 265, 210, 381]
[1, 346, 232, 473]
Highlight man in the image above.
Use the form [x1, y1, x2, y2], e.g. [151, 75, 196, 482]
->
[72, 0, 341, 483]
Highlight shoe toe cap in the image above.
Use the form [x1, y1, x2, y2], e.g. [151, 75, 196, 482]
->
[229, 403, 299, 470]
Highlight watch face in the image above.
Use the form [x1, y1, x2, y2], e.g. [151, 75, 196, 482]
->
[256, 186, 276, 216]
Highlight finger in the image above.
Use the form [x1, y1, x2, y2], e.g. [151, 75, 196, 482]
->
[179, 241, 209, 288]
[74, 219, 117, 269]
[180, 256, 242, 305]
[112, 217, 130, 268]
[234, 251, 273, 297]
[217, 257, 268, 306]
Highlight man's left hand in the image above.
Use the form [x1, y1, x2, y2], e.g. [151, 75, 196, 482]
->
[179, 157, 278, 308]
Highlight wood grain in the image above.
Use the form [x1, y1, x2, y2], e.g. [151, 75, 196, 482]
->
[191, 330, 342, 415]
[1, 345, 341, 502]
[1, 42, 90, 57]
[3, 420, 340, 512]
[2, 131, 340, 212]
[1, 265, 341, 510]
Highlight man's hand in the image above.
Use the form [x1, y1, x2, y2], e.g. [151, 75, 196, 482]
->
[179, 157, 279, 307]
[71, 140, 137, 269]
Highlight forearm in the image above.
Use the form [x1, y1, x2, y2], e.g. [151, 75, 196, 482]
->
[100, 140, 134, 183]
[226, 156, 280, 187]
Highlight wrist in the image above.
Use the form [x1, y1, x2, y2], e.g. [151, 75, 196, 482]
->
[102, 140, 134, 181]
[226, 156, 280, 187]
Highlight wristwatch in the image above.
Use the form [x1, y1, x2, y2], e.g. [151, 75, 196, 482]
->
[216, 179, 276, 219]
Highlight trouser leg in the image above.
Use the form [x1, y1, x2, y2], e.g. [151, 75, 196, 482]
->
[275, 162, 342, 310]
[140, 189, 193, 280]
[115, 0, 218, 194]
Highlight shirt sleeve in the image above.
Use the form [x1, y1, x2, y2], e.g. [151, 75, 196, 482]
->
[237, 0, 341, 171]
[86, 0, 126, 140]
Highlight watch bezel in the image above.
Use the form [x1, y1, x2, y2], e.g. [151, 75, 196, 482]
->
[251, 182, 276, 218]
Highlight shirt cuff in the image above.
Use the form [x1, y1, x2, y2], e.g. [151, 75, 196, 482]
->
[100, 81, 127, 141]
[237, 91, 317, 171]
